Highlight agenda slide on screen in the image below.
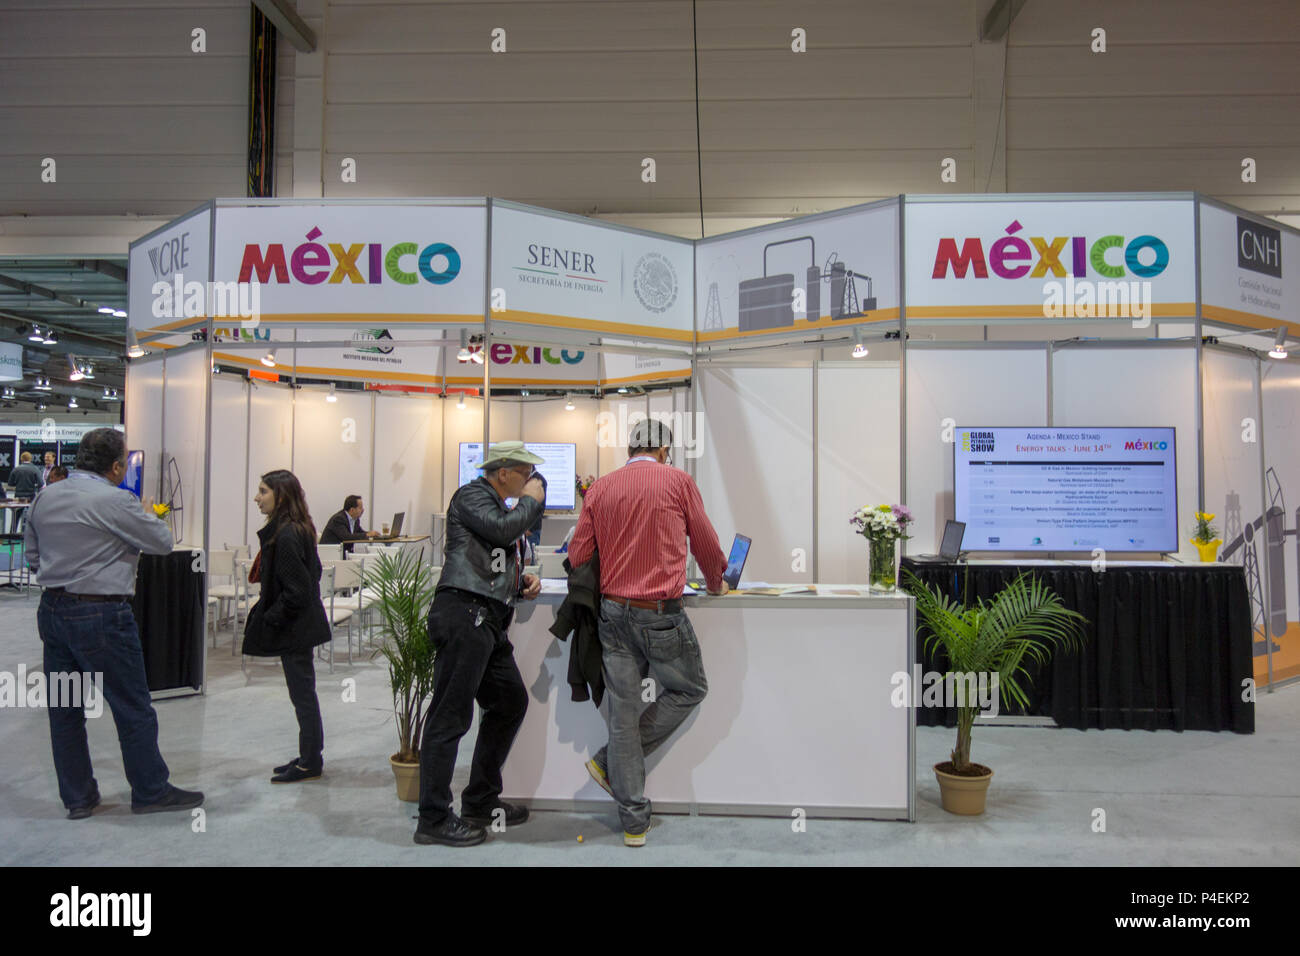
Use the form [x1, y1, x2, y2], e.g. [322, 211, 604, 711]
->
[954, 426, 1178, 552]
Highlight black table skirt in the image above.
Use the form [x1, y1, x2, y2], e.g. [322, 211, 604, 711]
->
[901, 559, 1254, 733]
[132, 550, 204, 694]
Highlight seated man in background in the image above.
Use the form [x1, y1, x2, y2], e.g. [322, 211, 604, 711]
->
[319, 494, 380, 553]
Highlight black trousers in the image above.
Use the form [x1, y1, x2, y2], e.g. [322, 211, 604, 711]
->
[281, 648, 324, 769]
[418, 588, 527, 825]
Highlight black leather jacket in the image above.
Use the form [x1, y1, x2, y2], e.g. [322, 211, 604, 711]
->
[437, 477, 543, 607]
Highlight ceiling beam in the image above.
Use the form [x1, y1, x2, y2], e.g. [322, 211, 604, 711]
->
[981, 0, 1028, 41]
[251, 0, 317, 53]
[74, 259, 128, 283]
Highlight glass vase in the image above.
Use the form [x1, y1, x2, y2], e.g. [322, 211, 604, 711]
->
[868, 537, 898, 592]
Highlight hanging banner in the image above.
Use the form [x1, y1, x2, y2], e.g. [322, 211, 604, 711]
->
[127, 205, 212, 339]
[695, 200, 900, 343]
[600, 347, 692, 386]
[451, 340, 600, 386]
[905, 197, 1196, 323]
[0, 342, 22, 382]
[211, 202, 487, 325]
[211, 324, 445, 384]
[1200, 202, 1298, 334]
[490, 204, 695, 343]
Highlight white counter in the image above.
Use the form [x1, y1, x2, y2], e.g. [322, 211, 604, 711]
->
[502, 587, 915, 821]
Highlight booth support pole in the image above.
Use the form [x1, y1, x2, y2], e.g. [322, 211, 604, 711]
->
[200, 211, 216, 694]
[243, 379, 252, 547]
[1194, 198, 1206, 513]
[1046, 341, 1054, 426]
[1255, 355, 1275, 691]
[368, 390, 377, 534]
[897, 196, 907, 544]
[290, 330, 297, 473]
[811, 362, 818, 581]
[483, 198, 493, 451]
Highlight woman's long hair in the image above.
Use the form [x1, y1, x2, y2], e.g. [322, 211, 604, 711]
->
[260, 469, 317, 542]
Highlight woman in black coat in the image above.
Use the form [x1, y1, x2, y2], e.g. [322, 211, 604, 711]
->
[243, 469, 332, 783]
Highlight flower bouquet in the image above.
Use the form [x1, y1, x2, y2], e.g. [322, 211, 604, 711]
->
[850, 504, 914, 591]
[576, 475, 595, 500]
[151, 502, 172, 518]
[1190, 511, 1221, 562]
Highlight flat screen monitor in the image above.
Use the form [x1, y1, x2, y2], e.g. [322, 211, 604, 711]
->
[458, 442, 577, 510]
[119, 450, 144, 498]
[954, 426, 1178, 552]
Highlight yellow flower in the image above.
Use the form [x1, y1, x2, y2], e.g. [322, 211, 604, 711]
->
[152, 503, 171, 517]
[1195, 512, 1215, 522]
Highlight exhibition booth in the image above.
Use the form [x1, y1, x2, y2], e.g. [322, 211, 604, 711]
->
[120, 192, 1300, 816]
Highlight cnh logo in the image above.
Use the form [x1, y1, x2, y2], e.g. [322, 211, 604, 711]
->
[933, 220, 1170, 280]
[1124, 439, 1168, 451]
[239, 227, 460, 286]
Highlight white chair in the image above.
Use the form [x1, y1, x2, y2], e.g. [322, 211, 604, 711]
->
[326, 558, 369, 660]
[315, 563, 353, 673]
[317, 543, 343, 564]
[229, 559, 260, 654]
[207, 550, 239, 635]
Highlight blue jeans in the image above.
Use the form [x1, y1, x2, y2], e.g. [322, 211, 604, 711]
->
[593, 599, 708, 834]
[37, 591, 171, 809]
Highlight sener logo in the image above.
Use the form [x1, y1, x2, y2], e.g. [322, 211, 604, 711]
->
[1124, 440, 1168, 450]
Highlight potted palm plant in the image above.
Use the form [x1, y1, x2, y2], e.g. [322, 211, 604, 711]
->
[903, 568, 1087, 815]
[366, 549, 439, 802]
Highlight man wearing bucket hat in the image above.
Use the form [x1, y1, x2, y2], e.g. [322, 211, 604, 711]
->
[567, 418, 728, 847]
[415, 440, 546, 848]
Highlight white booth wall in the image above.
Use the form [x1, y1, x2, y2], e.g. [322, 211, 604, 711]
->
[1261, 362, 1300, 682]
[124, 345, 207, 548]
[1052, 345, 1199, 561]
[816, 363, 901, 584]
[905, 347, 1049, 555]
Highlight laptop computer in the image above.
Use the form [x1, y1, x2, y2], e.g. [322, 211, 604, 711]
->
[909, 520, 966, 562]
[374, 512, 405, 540]
[686, 534, 752, 591]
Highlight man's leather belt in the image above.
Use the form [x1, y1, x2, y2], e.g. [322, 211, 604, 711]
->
[604, 594, 682, 614]
[46, 587, 131, 603]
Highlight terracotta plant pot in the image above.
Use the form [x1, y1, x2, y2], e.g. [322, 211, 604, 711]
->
[390, 754, 420, 802]
[934, 761, 993, 815]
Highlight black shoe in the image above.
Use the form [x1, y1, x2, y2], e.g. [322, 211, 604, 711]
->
[273, 757, 300, 775]
[271, 762, 322, 784]
[131, 785, 205, 814]
[461, 800, 529, 828]
[413, 813, 487, 847]
[67, 791, 101, 821]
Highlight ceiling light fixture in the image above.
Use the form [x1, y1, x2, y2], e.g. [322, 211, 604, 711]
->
[126, 328, 145, 359]
[1269, 327, 1288, 360]
[28, 326, 44, 342]
[97, 306, 116, 315]
[68, 396, 78, 409]
[43, 329, 57, 345]
[326, 383, 337, 403]
[564, 394, 576, 411]
[113, 310, 127, 318]
[68, 355, 84, 381]
[457, 329, 471, 363]
[456, 393, 466, 410]
[261, 349, 277, 368]
[851, 328, 869, 359]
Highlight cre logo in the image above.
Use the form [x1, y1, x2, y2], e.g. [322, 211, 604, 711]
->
[933, 220, 1170, 280]
[1124, 440, 1168, 450]
[1237, 217, 1282, 279]
[146, 230, 191, 280]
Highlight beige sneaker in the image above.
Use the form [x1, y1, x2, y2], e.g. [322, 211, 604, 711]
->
[624, 830, 646, 847]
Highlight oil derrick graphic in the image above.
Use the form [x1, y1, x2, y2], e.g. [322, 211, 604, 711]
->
[1220, 469, 1287, 656]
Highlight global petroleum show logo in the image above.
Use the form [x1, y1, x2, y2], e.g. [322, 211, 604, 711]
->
[633, 252, 679, 314]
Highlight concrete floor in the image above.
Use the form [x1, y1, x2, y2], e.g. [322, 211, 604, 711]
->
[1, 588, 1297, 867]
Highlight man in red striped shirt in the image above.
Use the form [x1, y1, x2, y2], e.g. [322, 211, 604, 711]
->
[567, 418, 728, 846]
